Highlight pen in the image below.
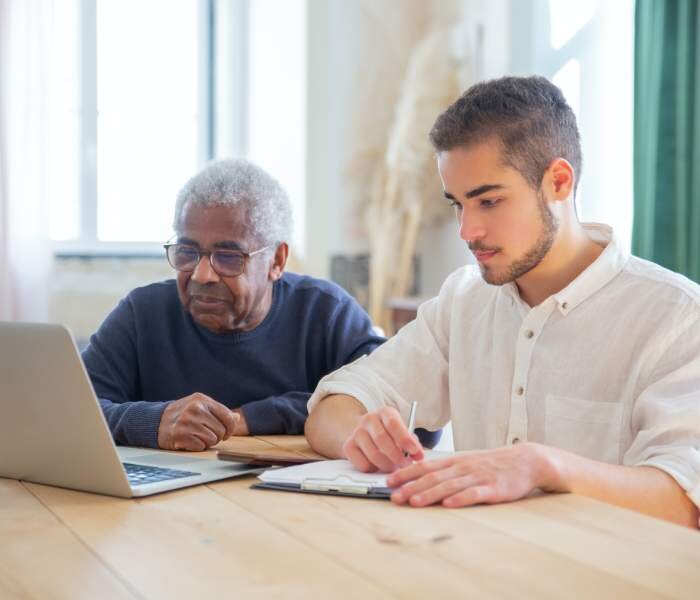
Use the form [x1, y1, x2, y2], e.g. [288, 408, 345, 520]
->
[404, 401, 418, 458]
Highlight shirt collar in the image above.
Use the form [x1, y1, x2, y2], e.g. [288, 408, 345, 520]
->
[551, 223, 628, 316]
[498, 223, 628, 315]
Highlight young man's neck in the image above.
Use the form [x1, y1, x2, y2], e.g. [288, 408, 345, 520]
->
[515, 220, 604, 307]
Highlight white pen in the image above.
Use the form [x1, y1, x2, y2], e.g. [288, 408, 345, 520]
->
[403, 401, 418, 458]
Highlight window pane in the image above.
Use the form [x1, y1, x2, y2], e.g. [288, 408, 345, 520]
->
[548, 0, 596, 50]
[96, 0, 200, 242]
[49, 0, 81, 241]
[248, 0, 306, 254]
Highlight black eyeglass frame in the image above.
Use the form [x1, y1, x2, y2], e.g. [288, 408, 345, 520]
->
[163, 243, 273, 277]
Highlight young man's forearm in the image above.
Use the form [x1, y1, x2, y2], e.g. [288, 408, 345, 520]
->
[307, 403, 698, 527]
[543, 444, 699, 528]
[304, 394, 367, 458]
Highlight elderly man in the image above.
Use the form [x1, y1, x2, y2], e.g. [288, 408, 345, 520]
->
[82, 159, 387, 451]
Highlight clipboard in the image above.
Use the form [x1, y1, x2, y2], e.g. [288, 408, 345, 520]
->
[253, 459, 394, 499]
[251, 481, 392, 499]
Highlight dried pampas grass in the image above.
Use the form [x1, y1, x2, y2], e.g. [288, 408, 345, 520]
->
[366, 30, 462, 333]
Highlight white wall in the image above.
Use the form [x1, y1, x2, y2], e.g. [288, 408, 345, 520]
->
[305, 0, 425, 277]
[418, 0, 512, 295]
[304, 0, 469, 289]
[49, 258, 172, 341]
[304, 0, 512, 295]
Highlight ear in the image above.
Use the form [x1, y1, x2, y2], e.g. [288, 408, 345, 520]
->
[542, 158, 575, 202]
[267, 242, 288, 282]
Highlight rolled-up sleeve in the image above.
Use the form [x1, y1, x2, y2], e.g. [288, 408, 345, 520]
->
[308, 291, 452, 431]
[624, 314, 700, 507]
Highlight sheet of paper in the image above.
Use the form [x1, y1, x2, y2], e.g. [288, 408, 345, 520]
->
[259, 459, 388, 486]
[258, 450, 452, 487]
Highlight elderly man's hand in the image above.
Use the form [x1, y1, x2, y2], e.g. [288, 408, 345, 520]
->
[231, 408, 249, 436]
[157, 393, 241, 451]
[387, 442, 558, 508]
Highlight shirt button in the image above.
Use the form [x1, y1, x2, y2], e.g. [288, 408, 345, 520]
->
[562, 301, 568, 310]
[516, 386, 524, 395]
[524, 329, 534, 339]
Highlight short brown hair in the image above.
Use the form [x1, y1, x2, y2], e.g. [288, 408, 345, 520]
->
[429, 76, 582, 193]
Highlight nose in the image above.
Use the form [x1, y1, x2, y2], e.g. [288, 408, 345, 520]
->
[190, 254, 220, 283]
[458, 209, 486, 244]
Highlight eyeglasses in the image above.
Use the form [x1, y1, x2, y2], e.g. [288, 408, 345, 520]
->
[164, 243, 272, 277]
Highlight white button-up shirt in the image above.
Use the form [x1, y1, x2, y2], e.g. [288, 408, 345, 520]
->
[309, 224, 700, 507]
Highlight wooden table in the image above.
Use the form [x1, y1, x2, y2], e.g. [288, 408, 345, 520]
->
[2, 436, 699, 599]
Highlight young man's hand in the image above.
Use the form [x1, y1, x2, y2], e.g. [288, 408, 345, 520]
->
[388, 442, 558, 507]
[157, 392, 241, 451]
[343, 406, 424, 472]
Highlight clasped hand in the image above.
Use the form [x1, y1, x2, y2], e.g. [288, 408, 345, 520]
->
[157, 393, 248, 451]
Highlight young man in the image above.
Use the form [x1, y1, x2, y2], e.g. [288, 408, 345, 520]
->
[305, 76, 700, 528]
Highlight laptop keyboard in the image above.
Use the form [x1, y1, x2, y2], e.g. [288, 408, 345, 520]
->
[123, 462, 201, 486]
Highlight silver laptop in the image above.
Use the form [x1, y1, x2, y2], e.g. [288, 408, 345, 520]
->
[0, 322, 261, 497]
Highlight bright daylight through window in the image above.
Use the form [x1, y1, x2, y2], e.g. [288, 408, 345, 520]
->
[50, 0, 306, 255]
[50, 0, 203, 250]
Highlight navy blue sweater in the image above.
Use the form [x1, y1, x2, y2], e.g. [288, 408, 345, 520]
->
[82, 273, 384, 447]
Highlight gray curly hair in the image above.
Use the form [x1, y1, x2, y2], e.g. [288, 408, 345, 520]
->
[173, 158, 293, 245]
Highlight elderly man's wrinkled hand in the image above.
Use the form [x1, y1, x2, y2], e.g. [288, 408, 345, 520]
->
[342, 406, 424, 473]
[231, 408, 249, 436]
[387, 442, 556, 508]
[157, 392, 239, 451]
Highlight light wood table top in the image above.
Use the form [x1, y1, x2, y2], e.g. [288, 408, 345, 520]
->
[2, 435, 699, 599]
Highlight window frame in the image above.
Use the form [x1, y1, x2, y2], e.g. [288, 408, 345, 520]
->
[52, 0, 250, 258]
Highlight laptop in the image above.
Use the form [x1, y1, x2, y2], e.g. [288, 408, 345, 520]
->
[0, 322, 262, 497]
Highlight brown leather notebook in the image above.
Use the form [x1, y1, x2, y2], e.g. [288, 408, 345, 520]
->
[216, 449, 323, 467]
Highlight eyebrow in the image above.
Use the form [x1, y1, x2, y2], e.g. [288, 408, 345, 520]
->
[176, 237, 244, 251]
[443, 183, 506, 201]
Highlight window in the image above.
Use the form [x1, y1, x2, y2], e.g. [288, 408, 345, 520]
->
[248, 0, 306, 254]
[531, 0, 635, 249]
[96, 0, 201, 244]
[51, 0, 306, 257]
[51, 0, 206, 254]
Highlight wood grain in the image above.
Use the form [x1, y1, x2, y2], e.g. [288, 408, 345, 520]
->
[26, 479, 387, 599]
[212, 479, 669, 599]
[0, 479, 135, 600]
[5, 435, 699, 600]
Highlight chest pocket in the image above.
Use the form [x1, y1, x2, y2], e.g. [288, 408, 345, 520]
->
[544, 395, 623, 464]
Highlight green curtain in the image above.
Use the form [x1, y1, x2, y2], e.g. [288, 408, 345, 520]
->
[633, 0, 700, 282]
